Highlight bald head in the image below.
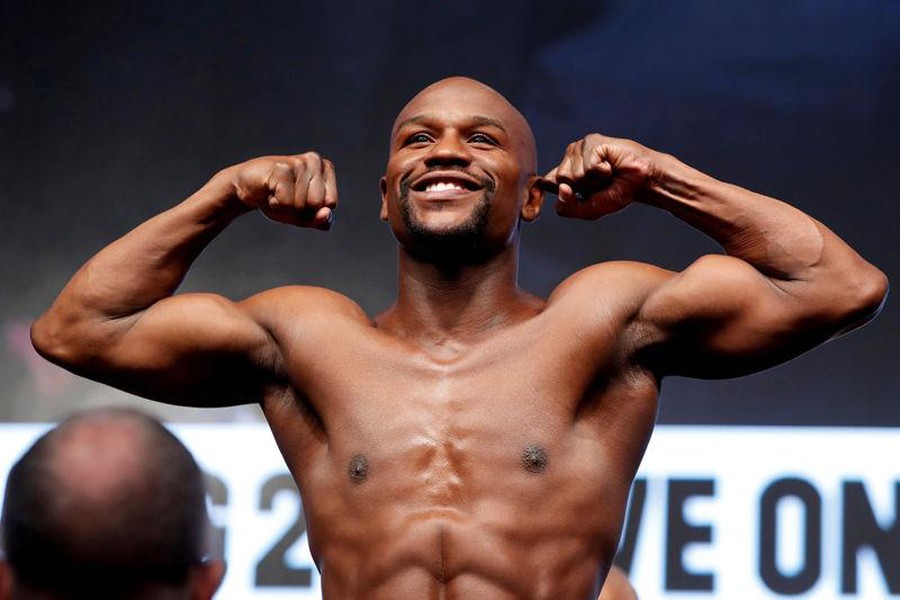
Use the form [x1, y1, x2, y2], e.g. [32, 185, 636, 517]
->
[1, 408, 210, 599]
[52, 411, 162, 513]
[392, 77, 538, 173]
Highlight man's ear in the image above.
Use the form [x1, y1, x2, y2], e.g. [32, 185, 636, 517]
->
[379, 177, 389, 221]
[190, 559, 226, 600]
[521, 177, 544, 222]
[0, 561, 13, 600]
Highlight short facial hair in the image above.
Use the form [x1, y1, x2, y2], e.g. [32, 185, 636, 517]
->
[398, 172, 496, 264]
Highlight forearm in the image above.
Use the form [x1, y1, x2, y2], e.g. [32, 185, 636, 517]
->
[646, 154, 883, 282]
[644, 154, 826, 278]
[644, 152, 887, 326]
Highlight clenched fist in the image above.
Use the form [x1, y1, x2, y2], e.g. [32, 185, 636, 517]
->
[220, 152, 337, 230]
[540, 134, 660, 221]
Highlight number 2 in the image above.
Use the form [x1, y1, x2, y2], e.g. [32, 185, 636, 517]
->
[254, 473, 314, 587]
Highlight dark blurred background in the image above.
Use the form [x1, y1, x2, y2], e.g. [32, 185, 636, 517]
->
[1, 0, 897, 425]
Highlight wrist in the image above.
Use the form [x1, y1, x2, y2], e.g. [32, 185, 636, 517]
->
[181, 168, 253, 224]
[641, 151, 714, 209]
[202, 167, 256, 215]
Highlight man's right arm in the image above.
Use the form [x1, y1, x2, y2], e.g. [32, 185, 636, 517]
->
[31, 153, 337, 407]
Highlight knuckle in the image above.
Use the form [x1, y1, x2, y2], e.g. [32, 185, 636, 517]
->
[286, 156, 306, 171]
[301, 151, 322, 166]
[268, 161, 293, 183]
[266, 163, 293, 189]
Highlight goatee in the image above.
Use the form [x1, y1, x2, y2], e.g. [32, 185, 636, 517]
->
[398, 173, 496, 265]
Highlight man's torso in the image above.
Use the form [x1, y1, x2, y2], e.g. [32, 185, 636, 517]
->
[255, 266, 661, 599]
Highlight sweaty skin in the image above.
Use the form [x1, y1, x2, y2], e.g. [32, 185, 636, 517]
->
[32, 77, 887, 599]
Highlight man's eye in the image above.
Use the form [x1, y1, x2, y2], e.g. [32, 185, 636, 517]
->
[468, 133, 497, 145]
[405, 133, 432, 145]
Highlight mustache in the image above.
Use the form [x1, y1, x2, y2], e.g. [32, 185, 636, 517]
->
[399, 168, 496, 195]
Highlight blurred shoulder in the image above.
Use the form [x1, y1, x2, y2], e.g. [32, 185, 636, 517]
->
[599, 565, 638, 600]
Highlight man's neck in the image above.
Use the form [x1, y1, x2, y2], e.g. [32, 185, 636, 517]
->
[379, 245, 540, 352]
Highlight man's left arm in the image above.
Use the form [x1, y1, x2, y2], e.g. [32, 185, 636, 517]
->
[543, 134, 888, 378]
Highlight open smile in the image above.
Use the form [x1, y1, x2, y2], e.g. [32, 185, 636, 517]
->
[410, 171, 486, 199]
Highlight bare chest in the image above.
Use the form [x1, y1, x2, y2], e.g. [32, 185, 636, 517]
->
[261, 319, 655, 594]
[267, 320, 651, 496]
[305, 331, 591, 455]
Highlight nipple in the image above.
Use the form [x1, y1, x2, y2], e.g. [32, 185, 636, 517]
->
[348, 453, 369, 484]
[521, 444, 549, 474]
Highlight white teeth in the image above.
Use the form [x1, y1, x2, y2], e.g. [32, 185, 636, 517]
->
[425, 181, 466, 192]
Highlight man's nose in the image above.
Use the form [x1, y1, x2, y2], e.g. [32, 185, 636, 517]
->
[424, 133, 471, 167]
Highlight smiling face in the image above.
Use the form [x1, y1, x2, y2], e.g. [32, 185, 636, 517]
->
[381, 77, 543, 263]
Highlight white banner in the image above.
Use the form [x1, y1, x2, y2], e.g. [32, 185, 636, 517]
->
[0, 425, 897, 599]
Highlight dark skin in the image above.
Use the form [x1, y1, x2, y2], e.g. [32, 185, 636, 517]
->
[31, 77, 887, 599]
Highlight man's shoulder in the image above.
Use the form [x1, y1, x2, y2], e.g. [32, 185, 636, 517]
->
[240, 285, 371, 326]
[534, 261, 677, 370]
[548, 261, 674, 308]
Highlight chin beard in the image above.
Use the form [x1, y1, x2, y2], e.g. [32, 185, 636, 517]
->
[398, 175, 496, 265]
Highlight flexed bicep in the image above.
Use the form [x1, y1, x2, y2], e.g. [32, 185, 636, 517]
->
[636, 253, 864, 379]
[541, 133, 886, 379]
[32, 151, 341, 407]
[34, 291, 282, 407]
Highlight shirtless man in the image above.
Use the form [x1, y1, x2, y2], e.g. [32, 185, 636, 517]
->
[31, 77, 887, 599]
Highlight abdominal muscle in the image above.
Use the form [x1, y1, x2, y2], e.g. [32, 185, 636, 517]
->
[316, 508, 611, 600]
[302, 438, 626, 600]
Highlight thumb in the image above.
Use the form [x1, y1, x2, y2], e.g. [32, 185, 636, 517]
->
[313, 207, 334, 230]
[542, 166, 559, 182]
[555, 182, 579, 217]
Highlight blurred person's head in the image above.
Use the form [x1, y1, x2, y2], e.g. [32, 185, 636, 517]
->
[0, 408, 224, 599]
